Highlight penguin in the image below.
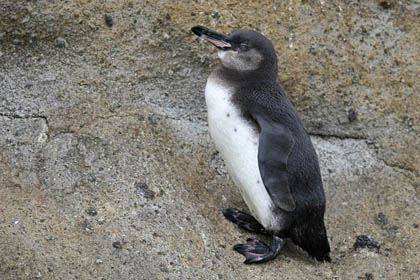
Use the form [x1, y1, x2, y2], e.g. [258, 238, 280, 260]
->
[191, 25, 331, 264]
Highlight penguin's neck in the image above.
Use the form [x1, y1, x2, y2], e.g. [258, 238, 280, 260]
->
[213, 64, 277, 87]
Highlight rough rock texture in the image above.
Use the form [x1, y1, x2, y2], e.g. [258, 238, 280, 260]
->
[0, 1, 419, 279]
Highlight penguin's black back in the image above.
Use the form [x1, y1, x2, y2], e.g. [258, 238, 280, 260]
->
[230, 78, 330, 261]
[232, 80, 325, 209]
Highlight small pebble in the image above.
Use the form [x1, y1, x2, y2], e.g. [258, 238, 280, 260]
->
[86, 207, 97, 216]
[148, 115, 157, 126]
[353, 235, 380, 251]
[105, 15, 113, 27]
[54, 37, 67, 48]
[386, 225, 399, 236]
[112, 241, 122, 249]
[309, 45, 317, 55]
[97, 218, 106, 224]
[24, 82, 34, 89]
[160, 265, 170, 273]
[78, 220, 94, 233]
[134, 182, 155, 200]
[211, 12, 220, 19]
[348, 109, 357, 122]
[403, 116, 413, 128]
[96, 259, 103, 264]
[375, 212, 387, 225]
[312, 120, 323, 129]
[365, 273, 375, 280]
[379, 1, 393, 9]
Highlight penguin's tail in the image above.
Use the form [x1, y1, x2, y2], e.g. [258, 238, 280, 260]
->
[290, 217, 331, 262]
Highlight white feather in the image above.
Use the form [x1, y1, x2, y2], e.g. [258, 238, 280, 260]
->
[205, 77, 279, 231]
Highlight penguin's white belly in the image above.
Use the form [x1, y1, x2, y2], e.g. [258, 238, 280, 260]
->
[205, 78, 278, 230]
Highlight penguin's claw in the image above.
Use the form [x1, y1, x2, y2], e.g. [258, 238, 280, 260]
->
[223, 208, 267, 234]
[233, 237, 284, 264]
[233, 238, 269, 264]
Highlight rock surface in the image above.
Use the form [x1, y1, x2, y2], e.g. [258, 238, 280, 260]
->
[0, 0, 419, 279]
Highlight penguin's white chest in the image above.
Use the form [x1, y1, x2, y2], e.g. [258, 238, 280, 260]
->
[205, 78, 277, 230]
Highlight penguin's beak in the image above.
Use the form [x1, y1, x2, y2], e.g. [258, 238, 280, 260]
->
[191, 25, 232, 49]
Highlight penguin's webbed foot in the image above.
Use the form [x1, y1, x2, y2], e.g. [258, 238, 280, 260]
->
[223, 208, 266, 234]
[233, 236, 284, 264]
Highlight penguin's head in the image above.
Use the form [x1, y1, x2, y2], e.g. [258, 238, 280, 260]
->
[192, 25, 277, 77]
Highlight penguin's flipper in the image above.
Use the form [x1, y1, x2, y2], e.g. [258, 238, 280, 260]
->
[253, 114, 296, 212]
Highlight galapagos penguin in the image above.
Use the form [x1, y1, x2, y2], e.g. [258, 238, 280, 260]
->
[191, 25, 331, 263]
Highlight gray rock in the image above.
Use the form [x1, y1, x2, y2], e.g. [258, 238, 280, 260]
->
[54, 37, 67, 48]
[0, 0, 419, 279]
[86, 207, 98, 216]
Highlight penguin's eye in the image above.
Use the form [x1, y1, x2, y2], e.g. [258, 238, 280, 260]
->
[239, 43, 249, 51]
